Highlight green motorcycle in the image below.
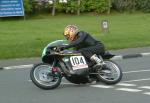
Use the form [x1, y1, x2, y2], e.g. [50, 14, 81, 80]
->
[30, 40, 123, 90]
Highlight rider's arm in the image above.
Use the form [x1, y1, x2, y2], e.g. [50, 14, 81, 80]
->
[64, 31, 87, 49]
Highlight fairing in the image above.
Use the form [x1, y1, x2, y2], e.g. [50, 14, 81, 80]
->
[42, 40, 69, 57]
[42, 40, 69, 63]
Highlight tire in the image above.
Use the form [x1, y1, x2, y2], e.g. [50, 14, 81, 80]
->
[96, 60, 123, 85]
[30, 63, 61, 90]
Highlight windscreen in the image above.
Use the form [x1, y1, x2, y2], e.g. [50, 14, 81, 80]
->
[42, 40, 69, 57]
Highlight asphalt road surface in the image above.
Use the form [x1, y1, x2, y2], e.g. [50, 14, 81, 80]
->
[1, 56, 150, 103]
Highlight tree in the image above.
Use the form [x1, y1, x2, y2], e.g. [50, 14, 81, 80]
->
[107, 0, 112, 14]
[77, 0, 81, 15]
[52, 0, 56, 16]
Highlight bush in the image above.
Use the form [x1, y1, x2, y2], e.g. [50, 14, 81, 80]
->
[112, 0, 136, 12]
[59, 0, 109, 14]
[57, 0, 85, 14]
[112, 0, 150, 13]
[23, 0, 34, 14]
[135, 0, 150, 13]
[64, 0, 78, 13]
[94, 0, 109, 13]
[22, 0, 112, 15]
[83, 0, 109, 13]
[22, 0, 150, 15]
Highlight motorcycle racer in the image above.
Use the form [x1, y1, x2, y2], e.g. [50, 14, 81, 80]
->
[61, 25, 106, 69]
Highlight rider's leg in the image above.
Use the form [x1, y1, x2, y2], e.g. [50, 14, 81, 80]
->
[79, 44, 105, 68]
[78, 47, 104, 83]
[90, 54, 103, 66]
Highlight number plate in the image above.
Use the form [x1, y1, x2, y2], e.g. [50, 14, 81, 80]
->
[70, 56, 88, 70]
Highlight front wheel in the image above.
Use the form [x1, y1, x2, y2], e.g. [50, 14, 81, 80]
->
[30, 63, 61, 90]
[97, 60, 123, 85]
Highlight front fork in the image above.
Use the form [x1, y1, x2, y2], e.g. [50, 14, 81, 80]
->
[47, 59, 62, 80]
[50, 58, 71, 78]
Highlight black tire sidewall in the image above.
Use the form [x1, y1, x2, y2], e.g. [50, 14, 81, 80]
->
[96, 60, 123, 85]
[30, 63, 61, 90]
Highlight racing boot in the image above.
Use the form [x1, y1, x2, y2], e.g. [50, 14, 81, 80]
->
[90, 54, 104, 70]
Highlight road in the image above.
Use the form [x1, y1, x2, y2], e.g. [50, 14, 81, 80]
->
[0, 56, 150, 103]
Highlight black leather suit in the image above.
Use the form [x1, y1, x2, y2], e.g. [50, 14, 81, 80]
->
[64, 31, 105, 67]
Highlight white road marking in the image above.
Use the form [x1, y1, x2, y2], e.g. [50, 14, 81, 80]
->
[123, 69, 150, 74]
[90, 84, 114, 88]
[28, 80, 32, 82]
[116, 83, 137, 87]
[141, 53, 150, 56]
[139, 86, 150, 90]
[3, 64, 33, 70]
[116, 88, 142, 92]
[143, 92, 150, 95]
[122, 78, 150, 83]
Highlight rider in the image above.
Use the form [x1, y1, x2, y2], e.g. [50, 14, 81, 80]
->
[61, 25, 106, 69]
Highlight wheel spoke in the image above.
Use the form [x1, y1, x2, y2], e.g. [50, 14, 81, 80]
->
[98, 61, 121, 82]
[33, 65, 60, 86]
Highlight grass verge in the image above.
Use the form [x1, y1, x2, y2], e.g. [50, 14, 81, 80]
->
[0, 13, 150, 59]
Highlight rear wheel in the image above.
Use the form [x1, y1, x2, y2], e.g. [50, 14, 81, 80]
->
[30, 63, 61, 90]
[96, 60, 122, 84]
